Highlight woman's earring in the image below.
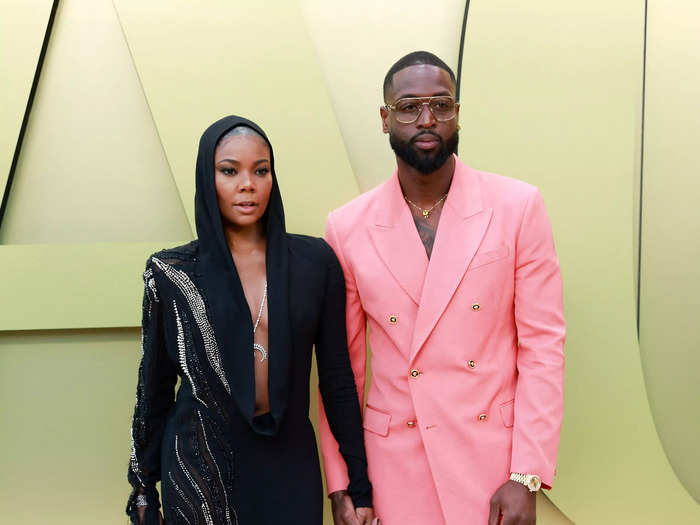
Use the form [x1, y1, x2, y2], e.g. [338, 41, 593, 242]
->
[457, 124, 462, 131]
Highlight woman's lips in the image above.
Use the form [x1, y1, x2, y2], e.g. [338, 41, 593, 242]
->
[234, 202, 258, 214]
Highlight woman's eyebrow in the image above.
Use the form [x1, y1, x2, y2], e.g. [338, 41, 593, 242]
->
[216, 158, 239, 164]
[254, 159, 270, 165]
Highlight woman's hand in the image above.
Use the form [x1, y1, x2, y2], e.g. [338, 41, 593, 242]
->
[136, 506, 164, 524]
[330, 491, 379, 525]
[355, 506, 378, 525]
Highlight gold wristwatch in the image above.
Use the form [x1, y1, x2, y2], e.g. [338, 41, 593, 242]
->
[509, 472, 542, 492]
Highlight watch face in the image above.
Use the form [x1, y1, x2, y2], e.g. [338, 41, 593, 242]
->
[527, 475, 542, 491]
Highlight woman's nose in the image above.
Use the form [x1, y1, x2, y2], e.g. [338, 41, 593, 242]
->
[238, 171, 255, 191]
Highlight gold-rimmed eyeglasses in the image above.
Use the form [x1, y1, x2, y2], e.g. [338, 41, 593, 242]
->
[384, 96, 459, 124]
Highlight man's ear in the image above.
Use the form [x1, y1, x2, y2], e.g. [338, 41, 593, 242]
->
[380, 106, 390, 134]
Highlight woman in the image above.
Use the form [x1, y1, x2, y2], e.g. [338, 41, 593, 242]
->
[126, 116, 374, 525]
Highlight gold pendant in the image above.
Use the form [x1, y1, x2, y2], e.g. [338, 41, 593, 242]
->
[422, 210, 430, 219]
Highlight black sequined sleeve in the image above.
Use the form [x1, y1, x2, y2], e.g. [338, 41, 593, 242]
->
[126, 260, 178, 524]
[315, 245, 373, 508]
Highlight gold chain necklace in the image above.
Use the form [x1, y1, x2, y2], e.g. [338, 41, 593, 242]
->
[404, 192, 448, 219]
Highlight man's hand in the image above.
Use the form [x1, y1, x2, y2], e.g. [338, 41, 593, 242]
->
[330, 490, 379, 525]
[488, 480, 536, 525]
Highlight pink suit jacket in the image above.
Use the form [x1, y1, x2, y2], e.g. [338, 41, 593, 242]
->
[319, 156, 565, 524]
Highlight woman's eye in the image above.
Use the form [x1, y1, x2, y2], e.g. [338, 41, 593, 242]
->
[256, 167, 270, 176]
[221, 167, 236, 175]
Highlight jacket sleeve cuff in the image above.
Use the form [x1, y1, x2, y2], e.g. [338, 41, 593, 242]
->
[510, 460, 555, 489]
[324, 462, 351, 495]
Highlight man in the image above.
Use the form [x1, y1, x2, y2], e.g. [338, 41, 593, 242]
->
[319, 51, 565, 525]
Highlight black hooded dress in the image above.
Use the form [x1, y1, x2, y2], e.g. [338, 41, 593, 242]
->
[126, 116, 371, 524]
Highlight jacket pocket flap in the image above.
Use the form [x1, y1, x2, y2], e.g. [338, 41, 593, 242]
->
[499, 399, 515, 428]
[363, 405, 391, 437]
[469, 245, 510, 270]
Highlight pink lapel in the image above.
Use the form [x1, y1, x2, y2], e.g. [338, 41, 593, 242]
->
[410, 158, 492, 362]
[368, 173, 429, 305]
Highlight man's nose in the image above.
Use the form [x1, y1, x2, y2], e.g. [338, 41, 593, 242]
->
[415, 102, 437, 128]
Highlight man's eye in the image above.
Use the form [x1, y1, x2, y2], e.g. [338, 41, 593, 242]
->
[400, 103, 417, 112]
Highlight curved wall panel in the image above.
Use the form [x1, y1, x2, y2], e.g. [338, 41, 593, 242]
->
[0, 0, 55, 199]
[113, 0, 361, 237]
[0, 0, 192, 244]
[458, 0, 700, 522]
[301, 0, 464, 191]
[639, 0, 700, 503]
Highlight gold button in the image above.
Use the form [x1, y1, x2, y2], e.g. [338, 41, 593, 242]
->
[410, 369, 420, 378]
[389, 315, 398, 324]
[472, 303, 480, 311]
[478, 413, 487, 421]
[468, 360, 476, 369]
[406, 420, 416, 427]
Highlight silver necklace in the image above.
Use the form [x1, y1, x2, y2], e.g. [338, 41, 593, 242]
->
[404, 192, 448, 219]
[253, 283, 268, 362]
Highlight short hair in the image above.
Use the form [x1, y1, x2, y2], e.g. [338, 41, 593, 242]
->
[383, 51, 457, 102]
[216, 125, 267, 148]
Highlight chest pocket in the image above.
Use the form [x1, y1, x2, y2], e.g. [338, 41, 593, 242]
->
[468, 245, 510, 271]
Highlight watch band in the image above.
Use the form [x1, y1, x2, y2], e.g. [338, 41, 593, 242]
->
[509, 472, 542, 492]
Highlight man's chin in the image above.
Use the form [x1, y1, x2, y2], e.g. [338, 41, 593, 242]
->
[412, 146, 439, 156]
[410, 146, 446, 163]
[390, 131, 458, 174]
[410, 151, 449, 173]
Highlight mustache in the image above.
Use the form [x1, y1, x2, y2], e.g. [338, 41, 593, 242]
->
[410, 131, 442, 143]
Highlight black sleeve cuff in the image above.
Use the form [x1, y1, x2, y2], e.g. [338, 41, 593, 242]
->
[349, 481, 373, 509]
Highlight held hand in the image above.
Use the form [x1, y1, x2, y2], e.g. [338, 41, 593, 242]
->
[488, 480, 536, 525]
[136, 506, 164, 525]
[330, 490, 362, 525]
[356, 506, 378, 525]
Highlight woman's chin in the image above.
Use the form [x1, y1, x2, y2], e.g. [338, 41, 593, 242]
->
[224, 214, 264, 230]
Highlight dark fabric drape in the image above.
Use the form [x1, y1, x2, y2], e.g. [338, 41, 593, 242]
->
[194, 116, 292, 435]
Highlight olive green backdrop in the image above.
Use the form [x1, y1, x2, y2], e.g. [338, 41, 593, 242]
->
[1, 0, 698, 523]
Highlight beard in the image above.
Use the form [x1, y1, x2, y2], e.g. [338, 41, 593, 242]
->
[389, 129, 459, 174]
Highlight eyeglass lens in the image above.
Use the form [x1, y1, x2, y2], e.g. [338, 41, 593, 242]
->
[394, 97, 456, 123]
